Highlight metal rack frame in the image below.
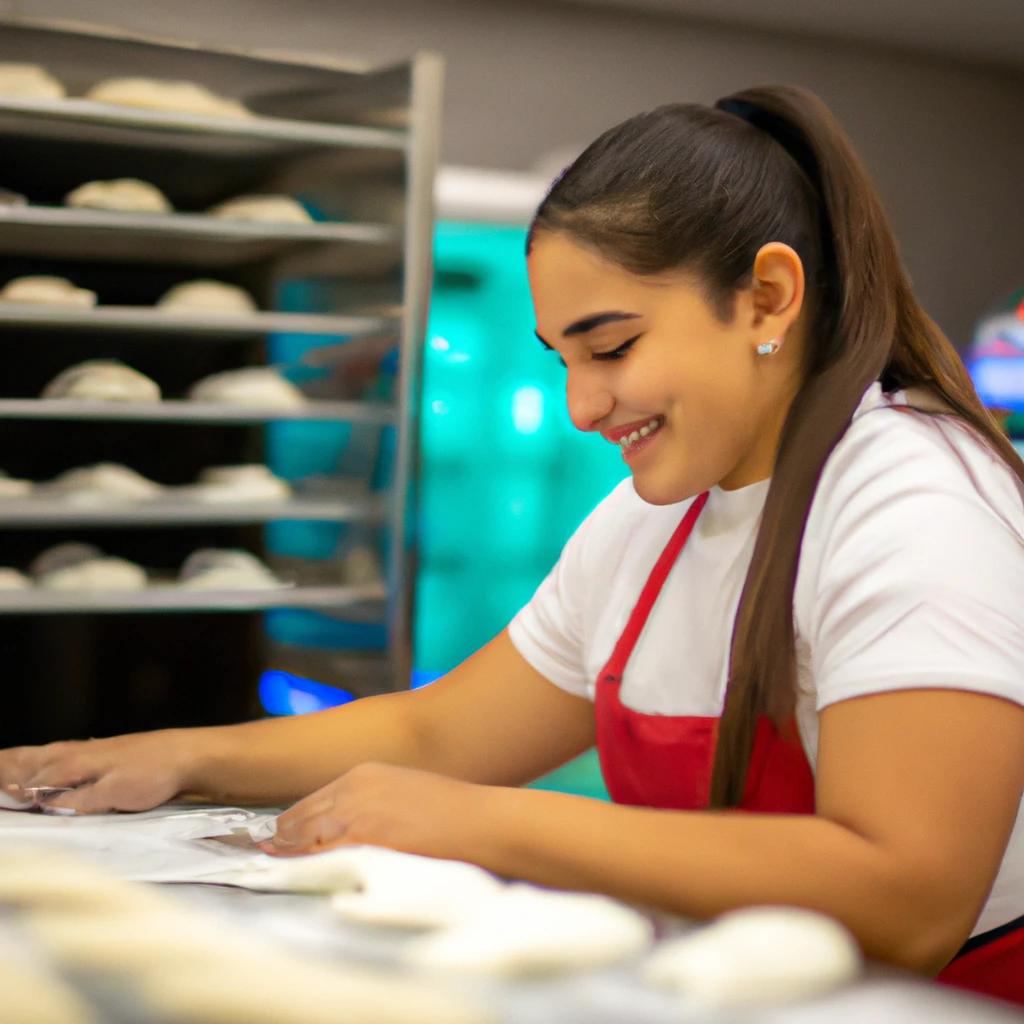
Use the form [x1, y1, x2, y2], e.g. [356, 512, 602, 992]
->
[0, 16, 443, 695]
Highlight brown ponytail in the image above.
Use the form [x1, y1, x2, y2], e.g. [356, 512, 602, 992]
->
[529, 85, 1024, 807]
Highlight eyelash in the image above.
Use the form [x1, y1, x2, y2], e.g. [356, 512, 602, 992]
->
[550, 334, 642, 368]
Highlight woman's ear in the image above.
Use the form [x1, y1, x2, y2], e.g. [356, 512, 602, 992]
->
[749, 243, 805, 334]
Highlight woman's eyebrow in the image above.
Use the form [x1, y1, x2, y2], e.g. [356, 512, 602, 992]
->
[535, 310, 642, 348]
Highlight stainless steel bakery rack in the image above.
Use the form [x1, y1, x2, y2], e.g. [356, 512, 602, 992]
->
[0, 16, 442, 726]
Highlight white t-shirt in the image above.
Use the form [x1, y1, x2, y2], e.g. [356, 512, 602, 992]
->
[508, 382, 1024, 937]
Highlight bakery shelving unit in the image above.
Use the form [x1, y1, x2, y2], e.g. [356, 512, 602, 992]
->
[0, 16, 442, 738]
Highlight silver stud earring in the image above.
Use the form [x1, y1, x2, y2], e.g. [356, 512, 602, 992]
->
[756, 340, 780, 356]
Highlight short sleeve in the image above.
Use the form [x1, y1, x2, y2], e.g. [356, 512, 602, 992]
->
[800, 410, 1024, 711]
[508, 480, 632, 698]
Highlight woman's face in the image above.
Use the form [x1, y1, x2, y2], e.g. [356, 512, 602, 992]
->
[527, 231, 804, 504]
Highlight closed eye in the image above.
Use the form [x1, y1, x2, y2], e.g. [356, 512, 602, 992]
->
[592, 334, 641, 362]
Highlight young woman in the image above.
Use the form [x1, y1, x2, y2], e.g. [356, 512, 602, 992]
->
[3, 86, 1023, 1004]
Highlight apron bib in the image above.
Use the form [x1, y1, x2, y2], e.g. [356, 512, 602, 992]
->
[592, 490, 1024, 1005]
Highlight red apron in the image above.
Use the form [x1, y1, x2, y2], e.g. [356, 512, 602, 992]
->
[593, 491, 1024, 1006]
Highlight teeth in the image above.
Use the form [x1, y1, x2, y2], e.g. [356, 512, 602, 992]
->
[619, 417, 661, 447]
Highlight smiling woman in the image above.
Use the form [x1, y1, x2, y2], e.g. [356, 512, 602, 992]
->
[1, 84, 1022, 1008]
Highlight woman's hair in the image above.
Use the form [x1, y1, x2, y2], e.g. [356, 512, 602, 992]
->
[528, 85, 1024, 807]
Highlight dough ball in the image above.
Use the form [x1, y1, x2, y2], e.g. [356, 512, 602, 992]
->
[0, 62, 66, 100]
[157, 279, 256, 314]
[188, 367, 305, 409]
[43, 463, 163, 504]
[65, 178, 172, 214]
[31, 544, 147, 591]
[0, 470, 33, 498]
[85, 77, 249, 119]
[0, 568, 31, 590]
[406, 884, 653, 975]
[189, 464, 291, 503]
[0, 275, 97, 309]
[0, 955, 95, 1024]
[208, 194, 312, 224]
[642, 906, 862, 1007]
[178, 549, 282, 590]
[137, 958, 486, 1024]
[42, 360, 161, 403]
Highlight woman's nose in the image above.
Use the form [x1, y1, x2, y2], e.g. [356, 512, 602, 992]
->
[565, 369, 614, 432]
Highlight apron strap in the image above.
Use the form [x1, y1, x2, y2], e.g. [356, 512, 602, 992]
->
[600, 491, 709, 681]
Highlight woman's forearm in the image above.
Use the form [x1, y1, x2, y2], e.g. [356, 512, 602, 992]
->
[477, 787, 973, 974]
[179, 690, 433, 805]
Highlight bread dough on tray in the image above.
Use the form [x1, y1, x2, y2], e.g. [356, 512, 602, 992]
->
[85, 76, 250, 119]
[0, 568, 30, 590]
[178, 549, 283, 590]
[208, 194, 312, 224]
[642, 906, 861, 1007]
[0, 275, 97, 309]
[31, 542, 147, 591]
[43, 360, 161, 403]
[0, 62, 66, 100]
[188, 367, 305, 409]
[188, 464, 291, 503]
[42, 463, 163, 505]
[157, 279, 256, 314]
[65, 177, 172, 214]
[0, 470, 33, 498]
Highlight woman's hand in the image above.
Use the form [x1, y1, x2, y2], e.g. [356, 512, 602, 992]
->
[264, 762, 496, 861]
[0, 730, 194, 814]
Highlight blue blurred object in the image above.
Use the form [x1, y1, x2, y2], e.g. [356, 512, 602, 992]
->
[966, 288, 1024, 414]
[259, 669, 357, 715]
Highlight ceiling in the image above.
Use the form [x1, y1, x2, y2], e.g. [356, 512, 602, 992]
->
[549, 0, 1024, 70]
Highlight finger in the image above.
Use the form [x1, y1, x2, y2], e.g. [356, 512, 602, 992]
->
[26, 760, 98, 793]
[264, 810, 347, 856]
[43, 778, 120, 815]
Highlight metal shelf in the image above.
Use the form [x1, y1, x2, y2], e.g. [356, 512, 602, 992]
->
[0, 582, 386, 615]
[0, 304, 396, 339]
[0, 96, 406, 152]
[0, 495, 386, 528]
[0, 206, 399, 266]
[0, 399, 396, 426]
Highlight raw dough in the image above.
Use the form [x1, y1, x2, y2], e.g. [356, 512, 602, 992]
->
[43, 360, 161, 403]
[31, 543, 147, 591]
[406, 884, 653, 975]
[65, 178, 172, 214]
[189, 464, 291, 504]
[208, 194, 312, 224]
[178, 549, 282, 590]
[0, 568, 31, 590]
[42, 463, 163, 504]
[188, 367, 305, 409]
[0, 275, 97, 309]
[137, 958, 486, 1024]
[157, 279, 256, 314]
[0, 952, 95, 1024]
[0, 470, 33, 497]
[642, 906, 862, 1007]
[85, 77, 249, 119]
[0, 62, 66, 100]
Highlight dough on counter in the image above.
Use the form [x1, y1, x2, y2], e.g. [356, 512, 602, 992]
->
[43, 360, 161, 403]
[31, 542, 147, 591]
[642, 906, 861, 1007]
[137, 958, 486, 1024]
[42, 463, 163, 504]
[0, 62, 66, 100]
[208, 194, 312, 224]
[0, 469, 33, 498]
[178, 549, 282, 591]
[0, 954, 95, 1024]
[406, 884, 653, 975]
[188, 367, 305, 409]
[65, 177, 172, 214]
[85, 77, 250, 119]
[0, 568, 31, 590]
[0, 275, 97, 309]
[157, 279, 256, 314]
[188, 464, 291, 504]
